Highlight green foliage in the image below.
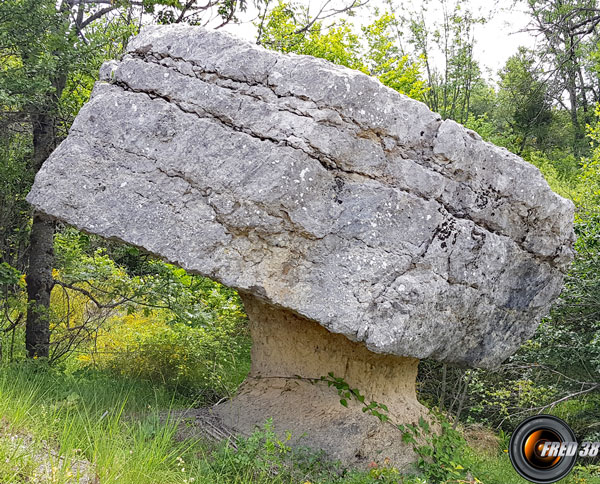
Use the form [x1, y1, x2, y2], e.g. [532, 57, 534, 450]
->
[323, 373, 475, 483]
[322, 372, 390, 422]
[216, 419, 293, 478]
[3, 0, 600, 481]
[360, 13, 428, 101]
[0, 262, 22, 288]
[0, 362, 191, 484]
[398, 416, 471, 484]
[464, 114, 513, 148]
[394, 0, 486, 122]
[427, 105, 600, 435]
[0, 0, 137, 138]
[579, 104, 600, 209]
[0, 261, 26, 362]
[2, 363, 598, 483]
[259, 3, 364, 69]
[494, 48, 553, 155]
[83, 313, 250, 399]
[54, 228, 247, 331]
[211, 419, 346, 482]
[509, 105, 600, 413]
[463, 369, 557, 428]
[259, 4, 428, 100]
[526, 150, 581, 197]
[0, 130, 32, 270]
[0, 0, 69, 108]
[51, 228, 251, 399]
[527, 0, 600, 155]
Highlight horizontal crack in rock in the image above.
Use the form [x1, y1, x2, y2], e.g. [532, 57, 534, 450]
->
[108, 74, 557, 266]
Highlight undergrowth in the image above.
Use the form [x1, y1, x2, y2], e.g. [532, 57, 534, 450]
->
[0, 363, 599, 483]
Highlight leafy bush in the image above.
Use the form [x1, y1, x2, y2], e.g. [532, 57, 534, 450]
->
[49, 228, 252, 400]
[398, 416, 471, 483]
[78, 312, 250, 399]
[212, 419, 347, 483]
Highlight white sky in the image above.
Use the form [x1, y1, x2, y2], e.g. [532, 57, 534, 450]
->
[471, 0, 537, 78]
[221, 0, 538, 82]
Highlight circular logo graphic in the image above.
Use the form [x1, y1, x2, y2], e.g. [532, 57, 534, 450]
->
[509, 415, 578, 483]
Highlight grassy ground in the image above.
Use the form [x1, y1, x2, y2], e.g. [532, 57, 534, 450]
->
[0, 363, 598, 484]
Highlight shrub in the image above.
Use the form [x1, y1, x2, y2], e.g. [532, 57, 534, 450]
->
[77, 312, 250, 400]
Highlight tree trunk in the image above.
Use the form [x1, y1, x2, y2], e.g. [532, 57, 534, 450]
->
[565, 66, 584, 154]
[578, 65, 591, 126]
[26, 111, 57, 358]
[26, 213, 55, 358]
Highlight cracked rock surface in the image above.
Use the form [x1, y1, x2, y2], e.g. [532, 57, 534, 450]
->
[27, 24, 575, 368]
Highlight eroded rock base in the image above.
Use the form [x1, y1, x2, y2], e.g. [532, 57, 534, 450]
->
[214, 294, 429, 469]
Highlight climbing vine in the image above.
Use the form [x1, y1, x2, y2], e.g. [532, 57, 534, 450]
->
[320, 372, 476, 483]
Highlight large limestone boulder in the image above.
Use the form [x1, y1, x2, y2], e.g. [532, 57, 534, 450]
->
[27, 24, 575, 467]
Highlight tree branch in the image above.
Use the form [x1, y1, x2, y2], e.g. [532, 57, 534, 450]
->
[80, 6, 118, 30]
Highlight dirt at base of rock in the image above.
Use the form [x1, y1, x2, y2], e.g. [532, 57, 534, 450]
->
[167, 382, 421, 473]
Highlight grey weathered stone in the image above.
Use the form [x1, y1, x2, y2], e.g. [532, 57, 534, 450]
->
[27, 24, 575, 369]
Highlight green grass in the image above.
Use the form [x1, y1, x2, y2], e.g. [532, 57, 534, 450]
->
[465, 448, 600, 484]
[0, 362, 599, 484]
[0, 362, 192, 483]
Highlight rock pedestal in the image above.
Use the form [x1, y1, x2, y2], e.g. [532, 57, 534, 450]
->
[215, 293, 424, 467]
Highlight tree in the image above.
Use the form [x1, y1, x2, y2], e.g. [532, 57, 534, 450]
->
[258, 3, 428, 101]
[1, 0, 82, 358]
[392, 0, 486, 123]
[496, 48, 553, 155]
[0, 0, 255, 358]
[257, 2, 365, 69]
[526, 0, 600, 154]
[361, 12, 428, 101]
[255, 0, 367, 47]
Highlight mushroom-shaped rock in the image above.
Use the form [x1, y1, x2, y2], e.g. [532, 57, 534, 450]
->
[27, 25, 575, 467]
